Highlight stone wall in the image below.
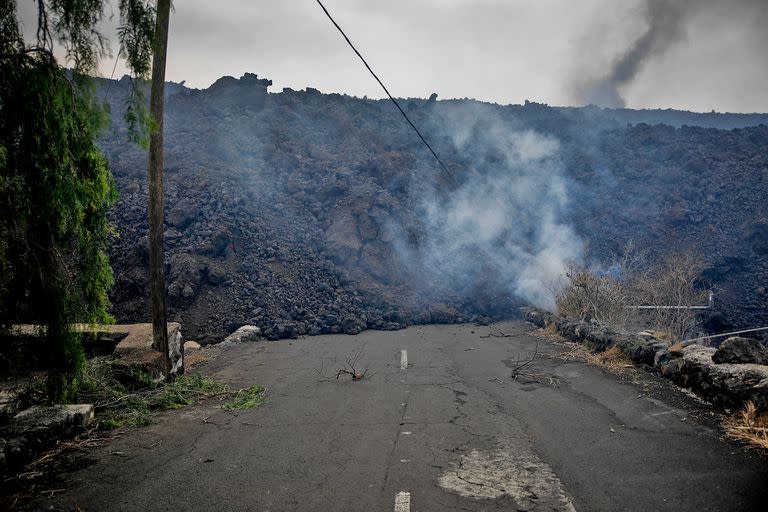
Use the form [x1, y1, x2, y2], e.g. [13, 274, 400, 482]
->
[524, 309, 768, 412]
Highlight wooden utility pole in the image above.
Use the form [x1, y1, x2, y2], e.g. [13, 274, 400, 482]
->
[147, 0, 172, 374]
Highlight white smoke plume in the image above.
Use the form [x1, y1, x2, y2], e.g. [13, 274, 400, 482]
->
[404, 107, 582, 311]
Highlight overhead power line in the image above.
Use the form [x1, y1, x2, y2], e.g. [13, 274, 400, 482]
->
[313, 0, 457, 185]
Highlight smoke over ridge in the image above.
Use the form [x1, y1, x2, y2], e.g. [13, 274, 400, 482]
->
[581, 0, 768, 108]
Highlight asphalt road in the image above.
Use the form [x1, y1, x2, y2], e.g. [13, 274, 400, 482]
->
[36, 321, 768, 511]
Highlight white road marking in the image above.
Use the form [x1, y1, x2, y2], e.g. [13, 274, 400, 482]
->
[400, 349, 408, 369]
[394, 491, 411, 512]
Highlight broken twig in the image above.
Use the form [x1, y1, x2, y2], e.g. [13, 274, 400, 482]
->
[479, 329, 516, 339]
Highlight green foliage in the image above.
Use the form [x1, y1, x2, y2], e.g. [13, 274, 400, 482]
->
[75, 358, 228, 429]
[47, 0, 109, 73]
[124, 85, 152, 147]
[118, 0, 156, 145]
[153, 374, 228, 409]
[118, 0, 155, 77]
[0, 1, 158, 400]
[0, 30, 116, 400]
[222, 385, 267, 411]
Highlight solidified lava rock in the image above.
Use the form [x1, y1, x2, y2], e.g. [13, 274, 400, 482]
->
[712, 337, 768, 365]
[100, 74, 768, 343]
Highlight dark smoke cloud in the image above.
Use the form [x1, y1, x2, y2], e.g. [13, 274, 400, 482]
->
[582, 0, 768, 108]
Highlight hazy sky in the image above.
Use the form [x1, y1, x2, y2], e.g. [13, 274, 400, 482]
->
[17, 0, 768, 112]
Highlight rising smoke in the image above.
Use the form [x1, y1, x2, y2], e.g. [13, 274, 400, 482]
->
[581, 0, 768, 108]
[397, 105, 583, 312]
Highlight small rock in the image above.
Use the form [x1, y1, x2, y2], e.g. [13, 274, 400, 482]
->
[712, 336, 768, 365]
[12, 404, 95, 432]
[221, 325, 262, 346]
[184, 340, 202, 352]
[164, 228, 183, 241]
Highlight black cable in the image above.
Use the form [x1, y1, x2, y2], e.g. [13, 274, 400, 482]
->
[102, 54, 120, 102]
[314, 0, 458, 185]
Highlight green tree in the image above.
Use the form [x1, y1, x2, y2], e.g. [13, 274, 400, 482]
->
[0, 0, 157, 400]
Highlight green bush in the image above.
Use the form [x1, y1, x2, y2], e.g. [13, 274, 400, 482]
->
[75, 358, 228, 429]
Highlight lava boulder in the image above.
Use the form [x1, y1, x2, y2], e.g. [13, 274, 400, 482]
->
[712, 336, 768, 365]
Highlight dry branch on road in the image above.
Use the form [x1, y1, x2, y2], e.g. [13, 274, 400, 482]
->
[316, 348, 371, 382]
[504, 343, 560, 387]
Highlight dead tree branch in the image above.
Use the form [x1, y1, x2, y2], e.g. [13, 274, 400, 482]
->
[505, 343, 559, 387]
[336, 348, 368, 380]
[510, 342, 539, 377]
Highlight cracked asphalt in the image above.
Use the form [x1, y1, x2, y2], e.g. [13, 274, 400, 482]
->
[36, 321, 768, 511]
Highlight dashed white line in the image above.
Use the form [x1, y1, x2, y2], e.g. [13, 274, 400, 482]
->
[394, 491, 411, 512]
[395, 351, 410, 512]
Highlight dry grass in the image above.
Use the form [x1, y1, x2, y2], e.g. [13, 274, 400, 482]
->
[668, 341, 684, 354]
[532, 327, 589, 362]
[587, 345, 634, 372]
[725, 402, 768, 452]
[533, 326, 636, 376]
[532, 325, 568, 343]
[184, 348, 214, 370]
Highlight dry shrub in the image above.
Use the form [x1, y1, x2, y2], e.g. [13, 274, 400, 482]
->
[554, 266, 633, 329]
[725, 402, 768, 452]
[631, 251, 709, 341]
[555, 244, 709, 342]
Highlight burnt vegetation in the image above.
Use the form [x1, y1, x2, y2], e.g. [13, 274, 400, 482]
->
[98, 74, 768, 343]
